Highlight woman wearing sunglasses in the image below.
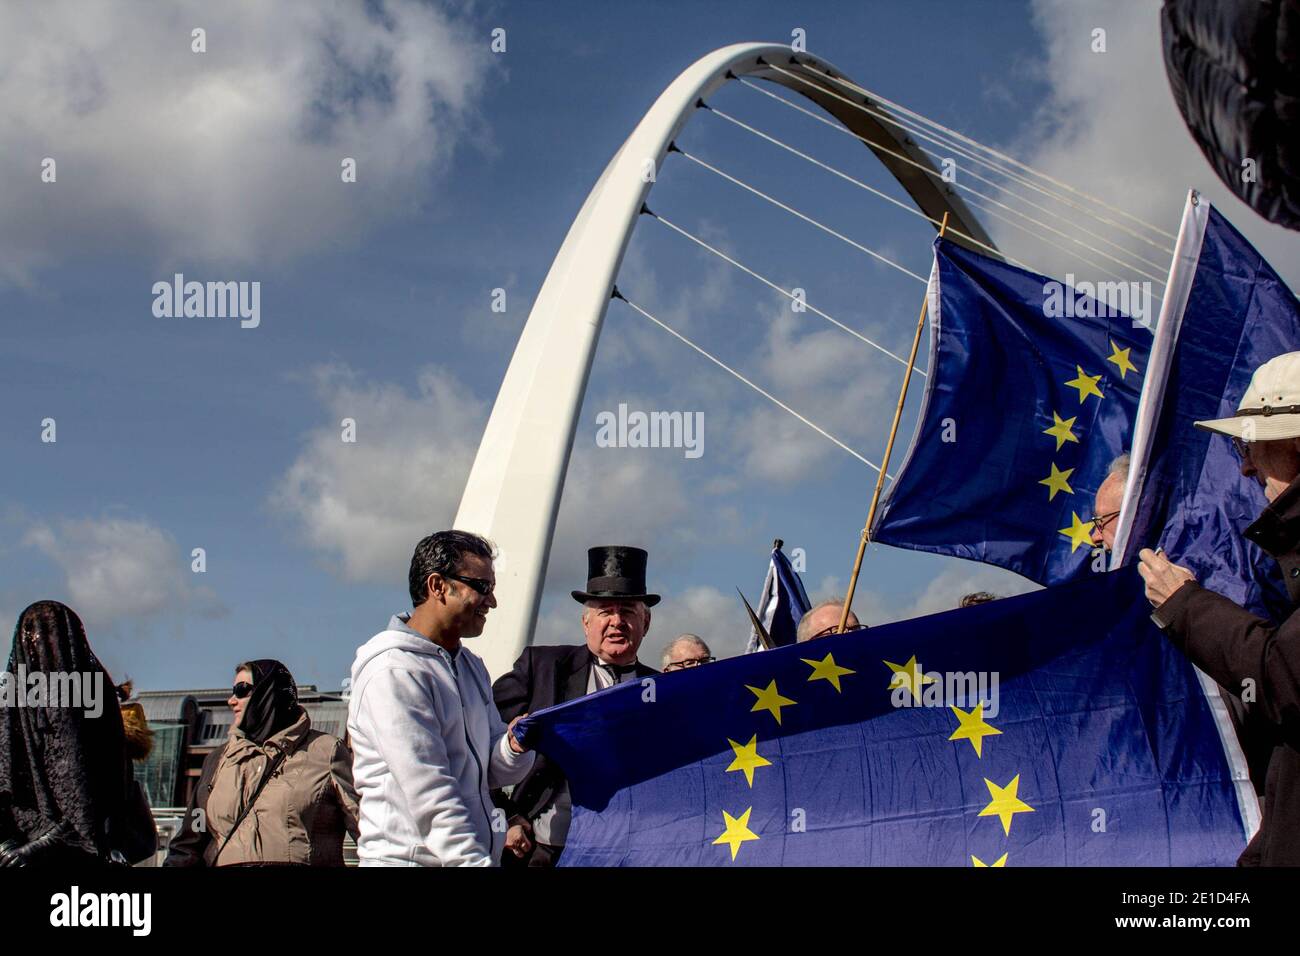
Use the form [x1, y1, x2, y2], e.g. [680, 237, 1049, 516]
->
[164, 659, 359, 866]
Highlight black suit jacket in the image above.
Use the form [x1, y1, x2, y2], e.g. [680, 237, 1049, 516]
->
[492, 644, 657, 825]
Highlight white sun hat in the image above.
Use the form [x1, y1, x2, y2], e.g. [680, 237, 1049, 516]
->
[1196, 351, 1300, 441]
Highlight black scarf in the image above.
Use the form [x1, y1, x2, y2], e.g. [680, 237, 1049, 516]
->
[0, 601, 129, 860]
[238, 659, 302, 745]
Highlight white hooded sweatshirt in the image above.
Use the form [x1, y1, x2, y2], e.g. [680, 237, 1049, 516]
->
[347, 614, 534, 866]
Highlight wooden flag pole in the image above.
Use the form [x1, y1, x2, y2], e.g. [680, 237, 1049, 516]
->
[836, 213, 949, 635]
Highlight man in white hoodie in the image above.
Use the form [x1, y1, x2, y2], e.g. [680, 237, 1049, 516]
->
[347, 530, 534, 866]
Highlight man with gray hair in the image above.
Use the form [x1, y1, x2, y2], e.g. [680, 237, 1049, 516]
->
[662, 634, 714, 672]
[796, 599, 864, 642]
[493, 546, 660, 867]
[1090, 452, 1130, 552]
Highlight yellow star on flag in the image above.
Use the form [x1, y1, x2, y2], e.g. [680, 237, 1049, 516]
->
[1043, 411, 1080, 451]
[802, 652, 856, 693]
[1058, 511, 1095, 553]
[713, 807, 760, 861]
[746, 680, 796, 725]
[948, 703, 1003, 757]
[1065, 366, 1104, 403]
[884, 655, 936, 704]
[971, 853, 1008, 867]
[725, 734, 772, 788]
[1107, 340, 1138, 380]
[979, 774, 1035, 836]
[1038, 462, 1074, 501]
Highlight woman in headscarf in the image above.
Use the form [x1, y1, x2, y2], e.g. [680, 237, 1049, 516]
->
[164, 659, 359, 866]
[0, 601, 157, 867]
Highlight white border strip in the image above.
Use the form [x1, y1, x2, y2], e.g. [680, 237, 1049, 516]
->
[1112, 191, 1208, 564]
[1195, 665, 1263, 841]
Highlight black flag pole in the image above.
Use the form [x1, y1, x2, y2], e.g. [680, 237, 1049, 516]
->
[738, 586, 774, 651]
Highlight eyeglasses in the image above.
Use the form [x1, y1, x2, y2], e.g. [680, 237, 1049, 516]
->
[231, 681, 253, 700]
[1092, 509, 1121, 537]
[663, 656, 715, 672]
[1232, 436, 1252, 460]
[809, 622, 868, 641]
[443, 572, 495, 597]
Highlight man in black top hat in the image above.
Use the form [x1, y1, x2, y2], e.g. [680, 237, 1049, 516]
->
[492, 545, 660, 866]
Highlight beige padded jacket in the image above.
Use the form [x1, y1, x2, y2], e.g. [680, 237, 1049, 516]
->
[204, 710, 359, 866]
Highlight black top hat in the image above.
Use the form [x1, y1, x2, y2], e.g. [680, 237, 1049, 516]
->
[570, 545, 661, 607]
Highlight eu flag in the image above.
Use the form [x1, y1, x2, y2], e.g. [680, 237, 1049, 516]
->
[872, 239, 1152, 585]
[1119, 198, 1300, 618]
[744, 542, 811, 653]
[519, 569, 1247, 866]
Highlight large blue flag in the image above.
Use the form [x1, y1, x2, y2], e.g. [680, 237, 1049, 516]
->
[520, 568, 1247, 866]
[873, 239, 1152, 585]
[1111, 195, 1300, 839]
[1117, 196, 1299, 618]
[744, 541, 811, 653]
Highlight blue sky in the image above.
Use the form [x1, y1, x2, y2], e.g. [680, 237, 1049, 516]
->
[3, 0, 1298, 690]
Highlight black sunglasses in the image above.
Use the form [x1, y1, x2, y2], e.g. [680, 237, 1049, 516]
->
[231, 681, 253, 699]
[443, 572, 495, 597]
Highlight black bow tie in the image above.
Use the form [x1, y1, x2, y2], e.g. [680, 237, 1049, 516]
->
[597, 660, 639, 678]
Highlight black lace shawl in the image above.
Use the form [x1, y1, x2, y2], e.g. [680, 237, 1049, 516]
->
[0, 601, 131, 861]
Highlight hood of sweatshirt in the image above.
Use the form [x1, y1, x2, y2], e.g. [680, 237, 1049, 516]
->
[350, 615, 448, 683]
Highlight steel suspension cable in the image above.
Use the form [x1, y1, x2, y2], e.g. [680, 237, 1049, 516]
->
[613, 290, 893, 477]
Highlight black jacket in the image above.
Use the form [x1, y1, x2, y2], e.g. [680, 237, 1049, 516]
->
[492, 644, 657, 827]
[1154, 475, 1300, 866]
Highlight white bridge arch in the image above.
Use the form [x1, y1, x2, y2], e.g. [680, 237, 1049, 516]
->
[453, 42, 996, 677]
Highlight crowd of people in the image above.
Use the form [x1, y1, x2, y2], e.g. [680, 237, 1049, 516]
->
[3, 351, 1299, 867]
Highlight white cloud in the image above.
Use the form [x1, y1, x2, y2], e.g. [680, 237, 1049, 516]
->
[804, 560, 1039, 629]
[0, 0, 491, 285]
[270, 363, 488, 583]
[897, 563, 1039, 619]
[22, 515, 224, 626]
[1008, 0, 1300, 289]
[728, 305, 895, 483]
[612, 227, 886, 485]
[532, 584, 742, 668]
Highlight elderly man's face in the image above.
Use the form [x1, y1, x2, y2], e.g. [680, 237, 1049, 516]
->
[1090, 471, 1126, 551]
[663, 639, 712, 672]
[1239, 438, 1300, 502]
[799, 604, 860, 642]
[583, 599, 649, 665]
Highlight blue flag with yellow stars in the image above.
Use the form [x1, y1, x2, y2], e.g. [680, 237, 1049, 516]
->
[517, 569, 1248, 866]
[872, 238, 1151, 585]
[1119, 200, 1298, 618]
[744, 542, 811, 653]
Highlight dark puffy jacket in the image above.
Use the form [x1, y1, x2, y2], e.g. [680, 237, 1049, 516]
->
[1162, 0, 1300, 229]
